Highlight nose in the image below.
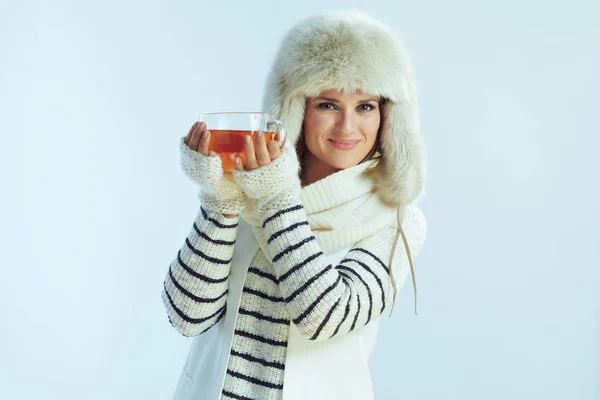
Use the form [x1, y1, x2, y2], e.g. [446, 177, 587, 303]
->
[335, 109, 358, 136]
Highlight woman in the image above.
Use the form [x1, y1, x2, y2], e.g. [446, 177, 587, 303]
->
[162, 10, 427, 400]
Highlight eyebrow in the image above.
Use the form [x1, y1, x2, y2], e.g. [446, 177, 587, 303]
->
[314, 96, 379, 103]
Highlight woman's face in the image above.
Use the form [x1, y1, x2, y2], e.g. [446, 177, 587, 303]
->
[302, 89, 381, 171]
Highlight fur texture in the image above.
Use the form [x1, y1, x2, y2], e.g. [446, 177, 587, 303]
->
[261, 10, 426, 207]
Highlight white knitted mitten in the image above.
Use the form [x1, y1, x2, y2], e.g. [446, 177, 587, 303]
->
[179, 137, 247, 215]
[233, 145, 301, 218]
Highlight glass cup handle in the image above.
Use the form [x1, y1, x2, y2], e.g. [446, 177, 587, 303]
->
[267, 120, 286, 149]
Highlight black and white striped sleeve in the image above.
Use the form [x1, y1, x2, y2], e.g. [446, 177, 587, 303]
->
[260, 201, 426, 341]
[162, 206, 239, 337]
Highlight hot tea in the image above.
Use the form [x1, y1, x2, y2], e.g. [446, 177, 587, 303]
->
[209, 129, 277, 171]
[198, 112, 286, 171]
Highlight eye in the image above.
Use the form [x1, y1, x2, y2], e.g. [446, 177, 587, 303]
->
[358, 103, 376, 112]
[317, 102, 337, 110]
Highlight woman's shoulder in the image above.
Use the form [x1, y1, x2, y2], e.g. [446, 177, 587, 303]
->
[402, 205, 427, 237]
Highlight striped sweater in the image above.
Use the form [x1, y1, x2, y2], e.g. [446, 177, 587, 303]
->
[163, 146, 426, 399]
[162, 198, 424, 399]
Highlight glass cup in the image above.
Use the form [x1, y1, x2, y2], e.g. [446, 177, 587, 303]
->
[199, 112, 286, 171]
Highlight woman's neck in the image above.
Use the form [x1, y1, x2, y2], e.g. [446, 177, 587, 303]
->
[300, 151, 340, 187]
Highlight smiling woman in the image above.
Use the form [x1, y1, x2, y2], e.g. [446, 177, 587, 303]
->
[163, 10, 427, 400]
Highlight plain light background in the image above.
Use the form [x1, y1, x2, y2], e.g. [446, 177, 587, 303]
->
[2, 0, 598, 399]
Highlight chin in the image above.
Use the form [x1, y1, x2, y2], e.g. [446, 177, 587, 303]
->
[326, 154, 366, 170]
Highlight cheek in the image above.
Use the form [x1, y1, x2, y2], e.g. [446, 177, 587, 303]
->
[364, 115, 381, 143]
[303, 111, 330, 146]
[304, 131, 323, 155]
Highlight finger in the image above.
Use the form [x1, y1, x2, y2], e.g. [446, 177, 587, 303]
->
[188, 122, 204, 151]
[267, 139, 282, 160]
[255, 131, 271, 166]
[234, 156, 244, 171]
[198, 127, 211, 156]
[185, 121, 199, 146]
[244, 135, 259, 170]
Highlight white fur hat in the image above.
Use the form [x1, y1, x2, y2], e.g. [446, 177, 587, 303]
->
[262, 10, 426, 207]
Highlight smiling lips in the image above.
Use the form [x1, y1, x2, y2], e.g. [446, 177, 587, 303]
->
[328, 139, 361, 150]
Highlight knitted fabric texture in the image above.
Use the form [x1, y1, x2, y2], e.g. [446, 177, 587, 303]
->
[162, 155, 427, 399]
[235, 147, 419, 317]
[234, 144, 302, 223]
[179, 137, 247, 215]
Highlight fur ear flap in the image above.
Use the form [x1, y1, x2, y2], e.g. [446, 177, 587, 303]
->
[366, 102, 427, 207]
[364, 88, 427, 208]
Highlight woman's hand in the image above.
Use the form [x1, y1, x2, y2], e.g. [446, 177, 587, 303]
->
[180, 121, 247, 217]
[185, 121, 217, 157]
[233, 131, 283, 171]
